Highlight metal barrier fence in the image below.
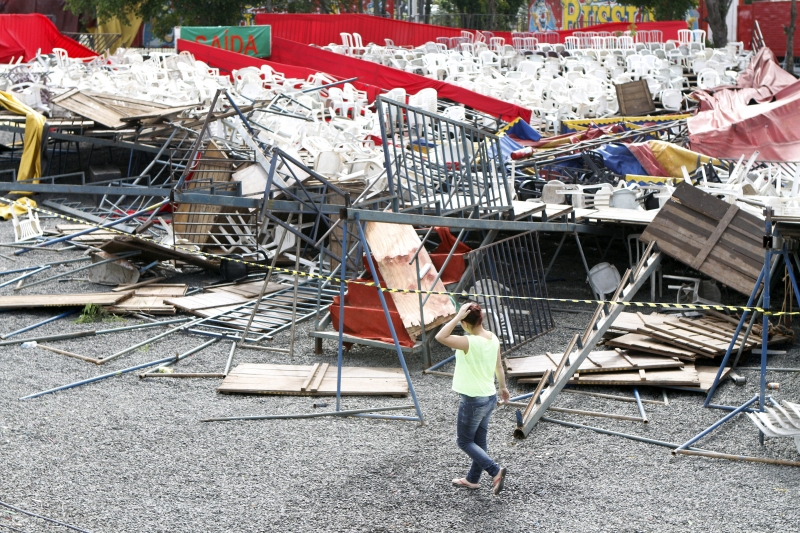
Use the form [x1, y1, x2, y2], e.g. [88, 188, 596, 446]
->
[464, 230, 555, 355]
[376, 96, 512, 218]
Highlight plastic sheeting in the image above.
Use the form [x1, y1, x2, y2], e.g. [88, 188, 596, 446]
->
[0, 90, 45, 181]
[593, 144, 647, 176]
[628, 141, 718, 178]
[691, 48, 797, 112]
[688, 48, 800, 161]
[267, 37, 532, 123]
[0, 14, 96, 61]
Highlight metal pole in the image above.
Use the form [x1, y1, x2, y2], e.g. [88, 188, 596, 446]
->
[223, 340, 237, 376]
[703, 265, 765, 405]
[335, 221, 348, 412]
[0, 265, 50, 289]
[1, 309, 78, 339]
[541, 417, 707, 451]
[287, 226, 301, 358]
[238, 214, 292, 346]
[14, 251, 140, 290]
[633, 387, 648, 423]
[201, 404, 415, 422]
[20, 355, 177, 400]
[357, 217, 425, 423]
[15, 200, 168, 255]
[424, 354, 455, 373]
[674, 395, 759, 453]
[100, 316, 205, 364]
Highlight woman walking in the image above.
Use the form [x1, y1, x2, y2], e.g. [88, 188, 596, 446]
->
[435, 302, 510, 495]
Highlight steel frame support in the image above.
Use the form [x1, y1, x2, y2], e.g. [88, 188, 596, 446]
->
[514, 249, 663, 438]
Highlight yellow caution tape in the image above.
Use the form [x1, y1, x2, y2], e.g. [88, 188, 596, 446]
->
[5, 198, 798, 317]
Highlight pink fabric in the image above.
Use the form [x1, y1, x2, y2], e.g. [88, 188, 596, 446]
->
[0, 14, 96, 61]
[688, 47, 800, 161]
[691, 48, 797, 112]
[268, 36, 532, 122]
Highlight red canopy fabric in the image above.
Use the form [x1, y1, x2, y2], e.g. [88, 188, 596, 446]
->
[176, 39, 384, 101]
[691, 47, 797, 112]
[688, 78, 800, 161]
[256, 13, 686, 48]
[269, 36, 532, 122]
[0, 14, 96, 61]
[688, 47, 800, 161]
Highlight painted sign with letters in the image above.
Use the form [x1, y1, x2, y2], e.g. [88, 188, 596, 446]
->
[180, 26, 271, 57]
[529, 0, 652, 31]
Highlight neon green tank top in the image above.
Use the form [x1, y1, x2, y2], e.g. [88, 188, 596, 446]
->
[452, 333, 499, 397]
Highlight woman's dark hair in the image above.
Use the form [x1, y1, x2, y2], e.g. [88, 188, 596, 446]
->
[462, 303, 483, 329]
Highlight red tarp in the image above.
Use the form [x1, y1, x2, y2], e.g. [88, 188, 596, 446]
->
[329, 281, 416, 347]
[176, 39, 384, 101]
[268, 36, 532, 122]
[0, 14, 96, 61]
[256, 13, 686, 48]
[688, 47, 800, 161]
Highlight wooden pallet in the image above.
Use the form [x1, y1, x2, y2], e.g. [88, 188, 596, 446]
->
[505, 350, 683, 377]
[640, 183, 763, 295]
[218, 363, 409, 396]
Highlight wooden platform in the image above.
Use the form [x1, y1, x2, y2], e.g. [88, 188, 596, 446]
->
[218, 363, 409, 396]
[641, 182, 764, 295]
[505, 350, 683, 377]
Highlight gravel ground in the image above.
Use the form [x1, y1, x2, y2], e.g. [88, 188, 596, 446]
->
[1, 217, 799, 533]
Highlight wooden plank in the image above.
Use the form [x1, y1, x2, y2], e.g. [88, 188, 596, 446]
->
[521, 365, 701, 387]
[605, 333, 699, 360]
[300, 363, 320, 392]
[691, 204, 739, 270]
[209, 281, 284, 299]
[0, 292, 131, 310]
[308, 363, 330, 393]
[106, 295, 176, 315]
[113, 277, 167, 292]
[131, 284, 188, 297]
[165, 292, 249, 312]
[217, 363, 408, 396]
[364, 222, 455, 339]
[505, 350, 682, 377]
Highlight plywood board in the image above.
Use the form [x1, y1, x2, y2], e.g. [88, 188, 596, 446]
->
[641, 183, 764, 295]
[519, 365, 701, 387]
[51, 89, 170, 129]
[615, 79, 655, 116]
[217, 363, 409, 396]
[164, 292, 250, 312]
[575, 207, 657, 225]
[0, 292, 131, 310]
[106, 296, 176, 315]
[605, 333, 699, 360]
[364, 222, 455, 339]
[607, 312, 671, 335]
[209, 281, 285, 299]
[505, 350, 682, 378]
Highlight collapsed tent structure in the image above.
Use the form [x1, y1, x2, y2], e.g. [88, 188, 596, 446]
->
[0, 14, 798, 471]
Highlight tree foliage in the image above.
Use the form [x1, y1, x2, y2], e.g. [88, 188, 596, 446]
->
[437, 0, 527, 20]
[64, 0, 251, 36]
[616, 0, 697, 22]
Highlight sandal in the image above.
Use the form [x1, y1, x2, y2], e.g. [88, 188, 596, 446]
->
[493, 467, 507, 495]
[452, 478, 480, 489]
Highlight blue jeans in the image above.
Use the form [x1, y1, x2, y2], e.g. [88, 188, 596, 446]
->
[456, 394, 500, 484]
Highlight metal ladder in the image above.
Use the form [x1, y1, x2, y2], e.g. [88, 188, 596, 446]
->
[514, 243, 663, 438]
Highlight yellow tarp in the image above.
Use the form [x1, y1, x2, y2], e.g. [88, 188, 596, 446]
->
[0, 196, 37, 221]
[647, 140, 720, 179]
[0, 91, 45, 182]
[93, 15, 143, 54]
